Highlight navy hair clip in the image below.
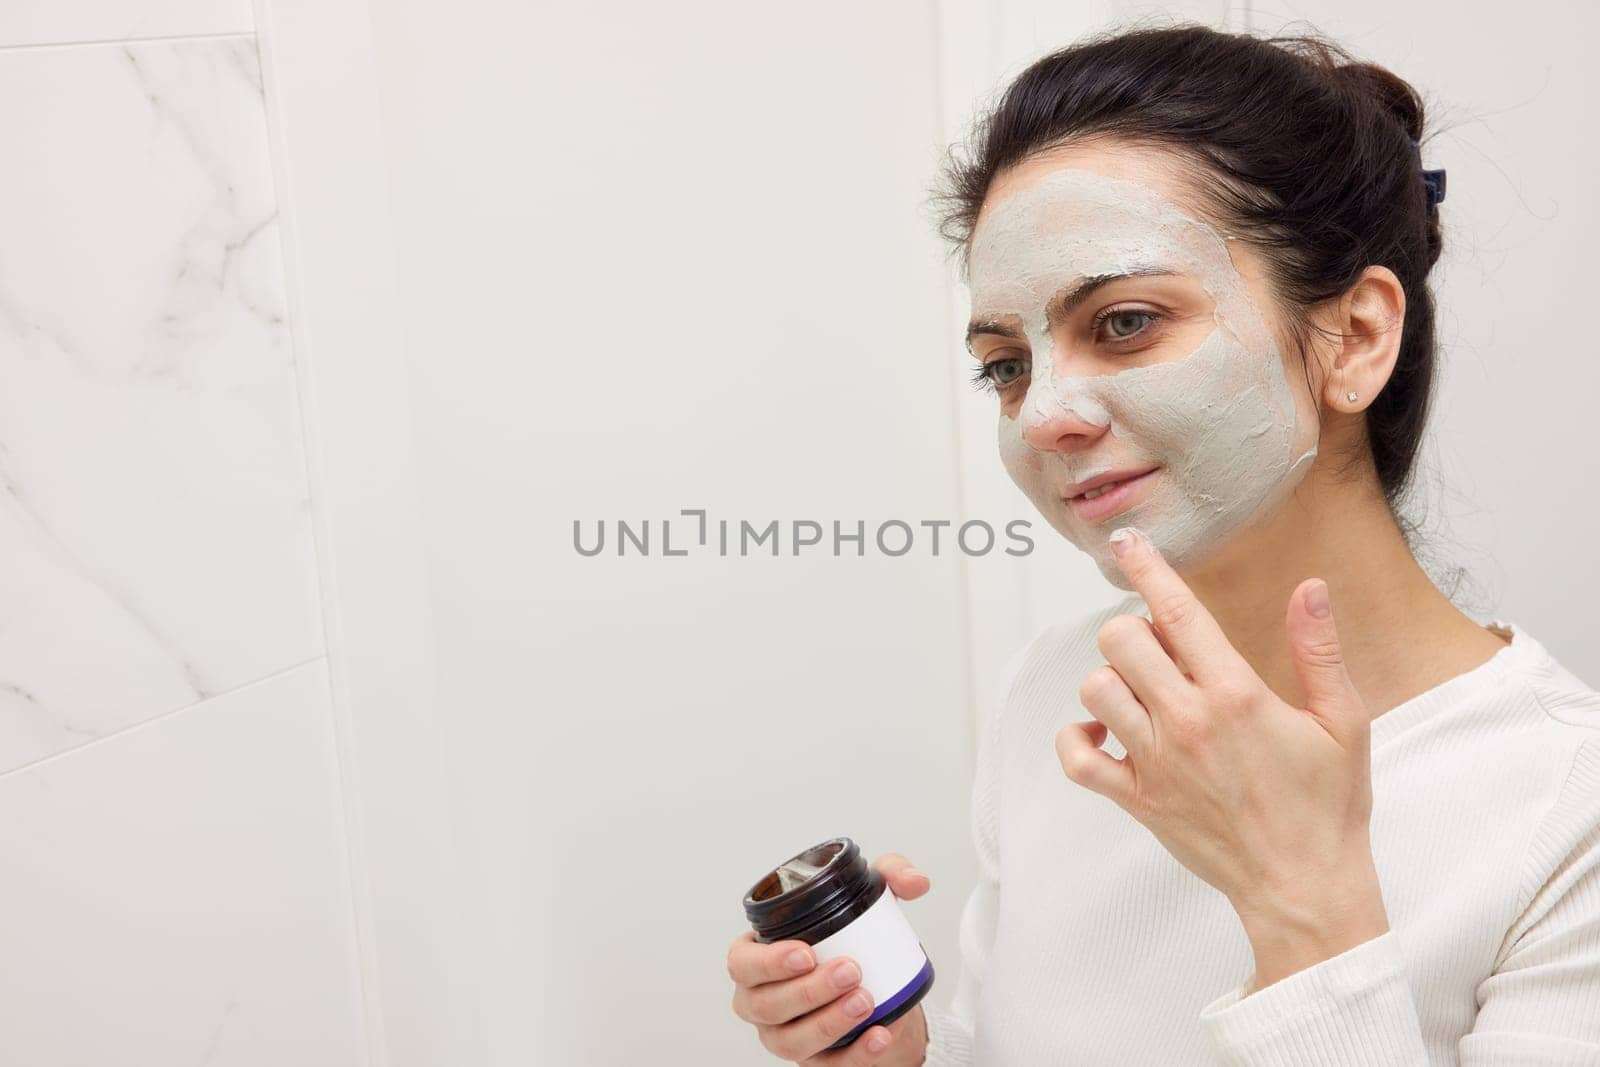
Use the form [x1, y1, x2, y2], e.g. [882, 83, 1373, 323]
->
[1411, 137, 1447, 208]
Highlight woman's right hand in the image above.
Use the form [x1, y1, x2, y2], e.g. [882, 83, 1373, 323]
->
[726, 853, 932, 1065]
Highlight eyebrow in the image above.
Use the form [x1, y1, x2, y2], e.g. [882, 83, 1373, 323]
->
[964, 268, 1177, 350]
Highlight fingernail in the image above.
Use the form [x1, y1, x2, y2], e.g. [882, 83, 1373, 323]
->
[785, 949, 814, 974]
[830, 960, 861, 989]
[1108, 526, 1142, 558]
[1307, 580, 1331, 619]
[844, 990, 872, 1017]
[867, 1032, 890, 1053]
[904, 867, 929, 882]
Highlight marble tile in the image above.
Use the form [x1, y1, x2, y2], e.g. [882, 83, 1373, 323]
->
[0, 659, 367, 1065]
[0, 2, 252, 49]
[0, 36, 324, 771]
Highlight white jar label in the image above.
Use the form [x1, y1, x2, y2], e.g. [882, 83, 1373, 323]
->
[809, 888, 930, 1021]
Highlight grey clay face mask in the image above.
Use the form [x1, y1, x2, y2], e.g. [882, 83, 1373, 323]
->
[965, 168, 1320, 587]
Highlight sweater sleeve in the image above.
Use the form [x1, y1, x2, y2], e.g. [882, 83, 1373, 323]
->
[1196, 930, 1430, 1065]
[1197, 738, 1600, 1066]
[920, 643, 1028, 1067]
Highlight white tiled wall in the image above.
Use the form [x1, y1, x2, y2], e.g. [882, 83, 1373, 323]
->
[0, 6, 369, 1063]
[0, 32, 324, 773]
[0, 2, 253, 48]
[0, 662, 367, 1065]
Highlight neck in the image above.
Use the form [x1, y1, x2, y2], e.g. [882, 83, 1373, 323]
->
[1177, 460, 1505, 717]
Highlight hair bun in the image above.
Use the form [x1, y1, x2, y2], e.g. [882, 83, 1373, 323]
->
[1327, 60, 1426, 145]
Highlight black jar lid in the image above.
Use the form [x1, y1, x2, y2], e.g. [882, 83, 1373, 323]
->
[743, 836, 880, 944]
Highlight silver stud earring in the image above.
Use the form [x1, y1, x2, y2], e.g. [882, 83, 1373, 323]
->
[1346, 390, 1359, 403]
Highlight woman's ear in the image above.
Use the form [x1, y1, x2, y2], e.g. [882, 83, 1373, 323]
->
[1323, 266, 1406, 414]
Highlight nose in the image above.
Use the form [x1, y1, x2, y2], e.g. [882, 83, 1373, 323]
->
[1018, 377, 1111, 454]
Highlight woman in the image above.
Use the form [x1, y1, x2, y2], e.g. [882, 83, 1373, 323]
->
[726, 24, 1600, 1065]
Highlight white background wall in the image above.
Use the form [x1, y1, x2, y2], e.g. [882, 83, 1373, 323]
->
[364, 5, 972, 1063]
[1, 1, 1594, 1065]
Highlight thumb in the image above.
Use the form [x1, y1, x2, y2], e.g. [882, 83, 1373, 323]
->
[1286, 578, 1362, 727]
[871, 852, 931, 901]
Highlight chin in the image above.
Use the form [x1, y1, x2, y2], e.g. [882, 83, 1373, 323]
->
[1080, 521, 1227, 590]
[1096, 555, 1137, 592]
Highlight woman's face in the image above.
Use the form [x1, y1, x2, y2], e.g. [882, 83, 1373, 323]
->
[965, 143, 1323, 588]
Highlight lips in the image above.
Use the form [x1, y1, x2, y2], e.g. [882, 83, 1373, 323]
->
[1064, 466, 1160, 500]
[1063, 466, 1162, 524]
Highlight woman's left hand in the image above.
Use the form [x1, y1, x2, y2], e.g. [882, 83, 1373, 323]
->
[1056, 525, 1391, 991]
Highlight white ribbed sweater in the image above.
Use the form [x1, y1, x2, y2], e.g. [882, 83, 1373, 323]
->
[921, 594, 1600, 1066]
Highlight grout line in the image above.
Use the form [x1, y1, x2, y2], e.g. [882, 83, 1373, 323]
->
[0, 655, 326, 781]
[249, 0, 393, 1061]
[0, 29, 254, 54]
[927, 0, 983, 775]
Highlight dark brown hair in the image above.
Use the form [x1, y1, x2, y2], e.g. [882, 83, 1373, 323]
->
[932, 23, 1445, 512]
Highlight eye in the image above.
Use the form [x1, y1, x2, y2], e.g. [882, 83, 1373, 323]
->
[1092, 306, 1161, 344]
[969, 355, 1030, 393]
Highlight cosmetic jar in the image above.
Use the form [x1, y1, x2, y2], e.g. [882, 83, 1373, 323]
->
[742, 836, 935, 1050]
